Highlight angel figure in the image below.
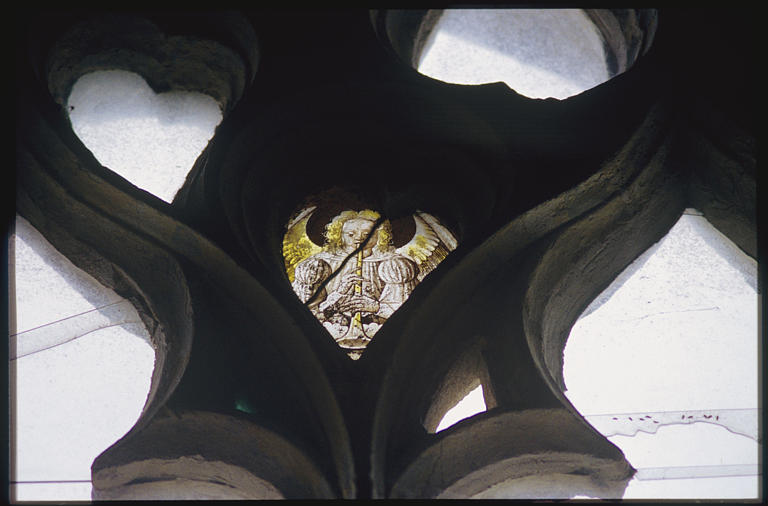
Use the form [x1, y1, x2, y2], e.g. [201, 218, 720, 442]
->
[284, 208, 456, 356]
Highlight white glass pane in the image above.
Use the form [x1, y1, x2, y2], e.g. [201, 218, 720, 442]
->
[11, 215, 156, 499]
[11, 215, 150, 356]
[585, 408, 758, 441]
[14, 327, 154, 483]
[11, 482, 93, 502]
[562, 210, 759, 500]
[609, 423, 759, 470]
[623, 475, 760, 500]
[574, 475, 760, 500]
[67, 70, 222, 203]
[435, 384, 486, 432]
[564, 211, 758, 414]
[13, 216, 123, 334]
[418, 9, 609, 99]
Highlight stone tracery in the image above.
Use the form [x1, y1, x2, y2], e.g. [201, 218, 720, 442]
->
[13, 7, 756, 501]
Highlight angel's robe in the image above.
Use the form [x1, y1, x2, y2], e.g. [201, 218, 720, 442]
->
[292, 249, 419, 321]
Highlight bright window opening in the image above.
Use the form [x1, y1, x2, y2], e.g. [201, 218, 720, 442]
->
[563, 209, 759, 499]
[417, 9, 610, 99]
[10, 215, 156, 502]
[435, 384, 487, 433]
[67, 70, 223, 203]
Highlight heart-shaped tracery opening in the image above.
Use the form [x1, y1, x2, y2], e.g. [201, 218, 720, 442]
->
[283, 206, 457, 360]
[67, 70, 223, 203]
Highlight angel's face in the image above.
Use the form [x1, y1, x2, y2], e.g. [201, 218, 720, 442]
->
[341, 218, 377, 253]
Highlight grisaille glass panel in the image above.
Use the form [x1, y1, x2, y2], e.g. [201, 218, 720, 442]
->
[284, 208, 457, 359]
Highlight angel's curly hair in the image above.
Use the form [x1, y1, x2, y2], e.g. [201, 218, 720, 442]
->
[324, 209, 393, 254]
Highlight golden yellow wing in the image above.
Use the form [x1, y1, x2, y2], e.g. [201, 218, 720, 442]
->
[283, 207, 323, 283]
[396, 212, 458, 282]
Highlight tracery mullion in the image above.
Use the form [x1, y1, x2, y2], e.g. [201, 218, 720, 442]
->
[16, 78, 356, 498]
[371, 101, 672, 497]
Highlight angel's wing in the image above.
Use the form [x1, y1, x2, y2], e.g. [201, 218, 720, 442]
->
[283, 207, 323, 283]
[396, 212, 458, 282]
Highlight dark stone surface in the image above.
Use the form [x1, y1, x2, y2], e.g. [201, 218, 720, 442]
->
[14, 7, 756, 500]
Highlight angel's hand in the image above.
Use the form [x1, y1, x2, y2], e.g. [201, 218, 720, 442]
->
[337, 273, 365, 294]
[319, 292, 342, 313]
[337, 294, 380, 315]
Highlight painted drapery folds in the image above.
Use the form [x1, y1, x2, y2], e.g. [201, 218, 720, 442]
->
[284, 207, 457, 358]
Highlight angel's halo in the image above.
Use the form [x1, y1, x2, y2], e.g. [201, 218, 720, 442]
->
[304, 206, 416, 248]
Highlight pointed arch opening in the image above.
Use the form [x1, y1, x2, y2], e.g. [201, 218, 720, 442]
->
[10, 215, 157, 501]
[422, 340, 495, 434]
[562, 209, 759, 499]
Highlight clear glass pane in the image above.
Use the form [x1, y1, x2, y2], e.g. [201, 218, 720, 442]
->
[435, 384, 486, 432]
[11, 482, 93, 502]
[67, 70, 222, 203]
[418, 9, 609, 99]
[11, 215, 156, 500]
[563, 209, 759, 499]
[622, 475, 760, 500]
